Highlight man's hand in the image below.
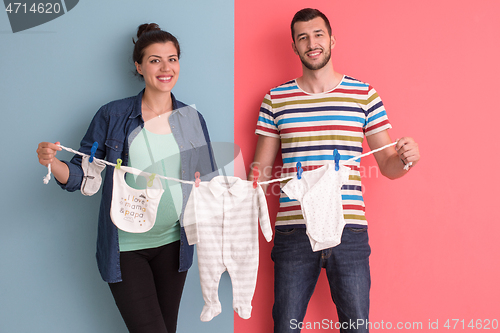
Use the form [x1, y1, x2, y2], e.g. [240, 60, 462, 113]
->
[367, 130, 420, 179]
[395, 137, 420, 168]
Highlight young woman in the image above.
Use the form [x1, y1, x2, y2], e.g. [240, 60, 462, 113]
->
[37, 23, 216, 333]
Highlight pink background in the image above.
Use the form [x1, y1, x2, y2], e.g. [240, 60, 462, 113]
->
[235, 0, 500, 331]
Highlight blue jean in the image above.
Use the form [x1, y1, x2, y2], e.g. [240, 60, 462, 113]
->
[272, 227, 371, 333]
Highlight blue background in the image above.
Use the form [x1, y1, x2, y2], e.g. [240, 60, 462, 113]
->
[0, 0, 234, 332]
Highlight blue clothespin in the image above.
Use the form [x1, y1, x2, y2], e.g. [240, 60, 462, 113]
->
[89, 142, 98, 163]
[296, 161, 303, 180]
[333, 149, 340, 171]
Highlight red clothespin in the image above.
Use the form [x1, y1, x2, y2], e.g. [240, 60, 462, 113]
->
[252, 167, 259, 189]
[194, 172, 201, 187]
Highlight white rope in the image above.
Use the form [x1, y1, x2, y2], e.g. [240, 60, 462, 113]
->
[257, 140, 410, 184]
[43, 141, 409, 185]
[58, 144, 116, 167]
[158, 176, 194, 184]
[343, 141, 411, 170]
[257, 176, 294, 185]
[43, 144, 195, 185]
[43, 163, 51, 184]
[343, 142, 397, 164]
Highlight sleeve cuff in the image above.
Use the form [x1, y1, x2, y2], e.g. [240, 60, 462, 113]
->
[255, 129, 280, 138]
[55, 160, 83, 192]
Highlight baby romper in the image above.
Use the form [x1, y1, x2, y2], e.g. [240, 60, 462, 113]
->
[282, 163, 351, 251]
[183, 176, 273, 321]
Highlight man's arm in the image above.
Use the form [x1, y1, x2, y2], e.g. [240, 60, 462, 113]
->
[366, 130, 420, 180]
[247, 135, 281, 193]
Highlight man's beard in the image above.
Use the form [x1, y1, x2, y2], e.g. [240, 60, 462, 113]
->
[299, 48, 331, 70]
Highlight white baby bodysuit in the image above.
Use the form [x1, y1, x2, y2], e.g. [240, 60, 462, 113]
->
[183, 176, 272, 322]
[282, 163, 351, 252]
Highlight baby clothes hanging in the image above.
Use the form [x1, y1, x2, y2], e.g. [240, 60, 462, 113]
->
[183, 176, 273, 322]
[80, 155, 106, 196]
[110, 165, 164, 233]
[45, 142, 404, 252]
[282, 163, 351, 251]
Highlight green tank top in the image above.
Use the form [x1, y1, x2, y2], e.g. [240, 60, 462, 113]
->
[118, 128, 182, 252]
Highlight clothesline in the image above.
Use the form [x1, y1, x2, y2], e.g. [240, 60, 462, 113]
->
[43, 144, 197, 185]
[257, 141, 401, 184]
[43, 141, 408, 185]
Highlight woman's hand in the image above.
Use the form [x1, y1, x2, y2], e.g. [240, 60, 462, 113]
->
[37, 141, 62, 166]
[37, 141, 69, 184]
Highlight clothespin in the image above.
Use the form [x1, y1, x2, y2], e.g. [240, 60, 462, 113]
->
[296, 161, 303, 180]
[252, 167, 259, 189]
[89, 142, 98, 163]
[147, 174, 156, 187]
[333, 149, 340, 171]
[115, 159, 122, 169]
[194, 172, 201, 187]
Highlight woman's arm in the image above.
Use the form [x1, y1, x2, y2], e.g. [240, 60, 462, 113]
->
[37, 141, 69, 184]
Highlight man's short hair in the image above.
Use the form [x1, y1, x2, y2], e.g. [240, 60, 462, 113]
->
[291, 8, 332, 41]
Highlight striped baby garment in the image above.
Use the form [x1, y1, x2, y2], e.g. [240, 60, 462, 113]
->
[183, 176, 273, 321]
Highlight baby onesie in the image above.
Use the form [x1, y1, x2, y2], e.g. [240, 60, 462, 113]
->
[282, 163, 351, 251]
[183, 176, 272, 322]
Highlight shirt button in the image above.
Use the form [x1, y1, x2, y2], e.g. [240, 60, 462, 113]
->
[172, 125, 175, 129]
[115, 145, 118, 149]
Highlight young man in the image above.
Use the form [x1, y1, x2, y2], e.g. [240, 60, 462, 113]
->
[249, 8, 420, 333]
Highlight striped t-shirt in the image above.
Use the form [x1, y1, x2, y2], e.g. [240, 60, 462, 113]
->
[255, 75, 392, 228]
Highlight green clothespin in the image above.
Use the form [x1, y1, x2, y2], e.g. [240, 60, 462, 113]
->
[147, 173, 156, 187]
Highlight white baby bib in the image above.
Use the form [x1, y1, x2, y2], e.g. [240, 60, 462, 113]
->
[110, 165, 164, 233]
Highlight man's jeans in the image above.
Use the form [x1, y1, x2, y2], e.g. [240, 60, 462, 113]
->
[271, 227, 371, 333]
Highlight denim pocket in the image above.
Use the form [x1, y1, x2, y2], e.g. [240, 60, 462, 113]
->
[275, 228, 297, 235]
[345, 227, 367, 233]
[105, 139, 123, 152]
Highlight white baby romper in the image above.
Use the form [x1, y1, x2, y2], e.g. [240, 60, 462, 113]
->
[183, 176, 273, 321]
[282, 163, 351, 251]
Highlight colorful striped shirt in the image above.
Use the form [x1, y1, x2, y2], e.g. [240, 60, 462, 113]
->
[255, 75, 392, 228]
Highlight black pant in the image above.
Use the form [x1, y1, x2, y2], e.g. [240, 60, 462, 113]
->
[108, 241, 187, 333]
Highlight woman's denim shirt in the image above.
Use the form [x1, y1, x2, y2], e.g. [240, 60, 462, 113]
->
[57, 90, 217, 283]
